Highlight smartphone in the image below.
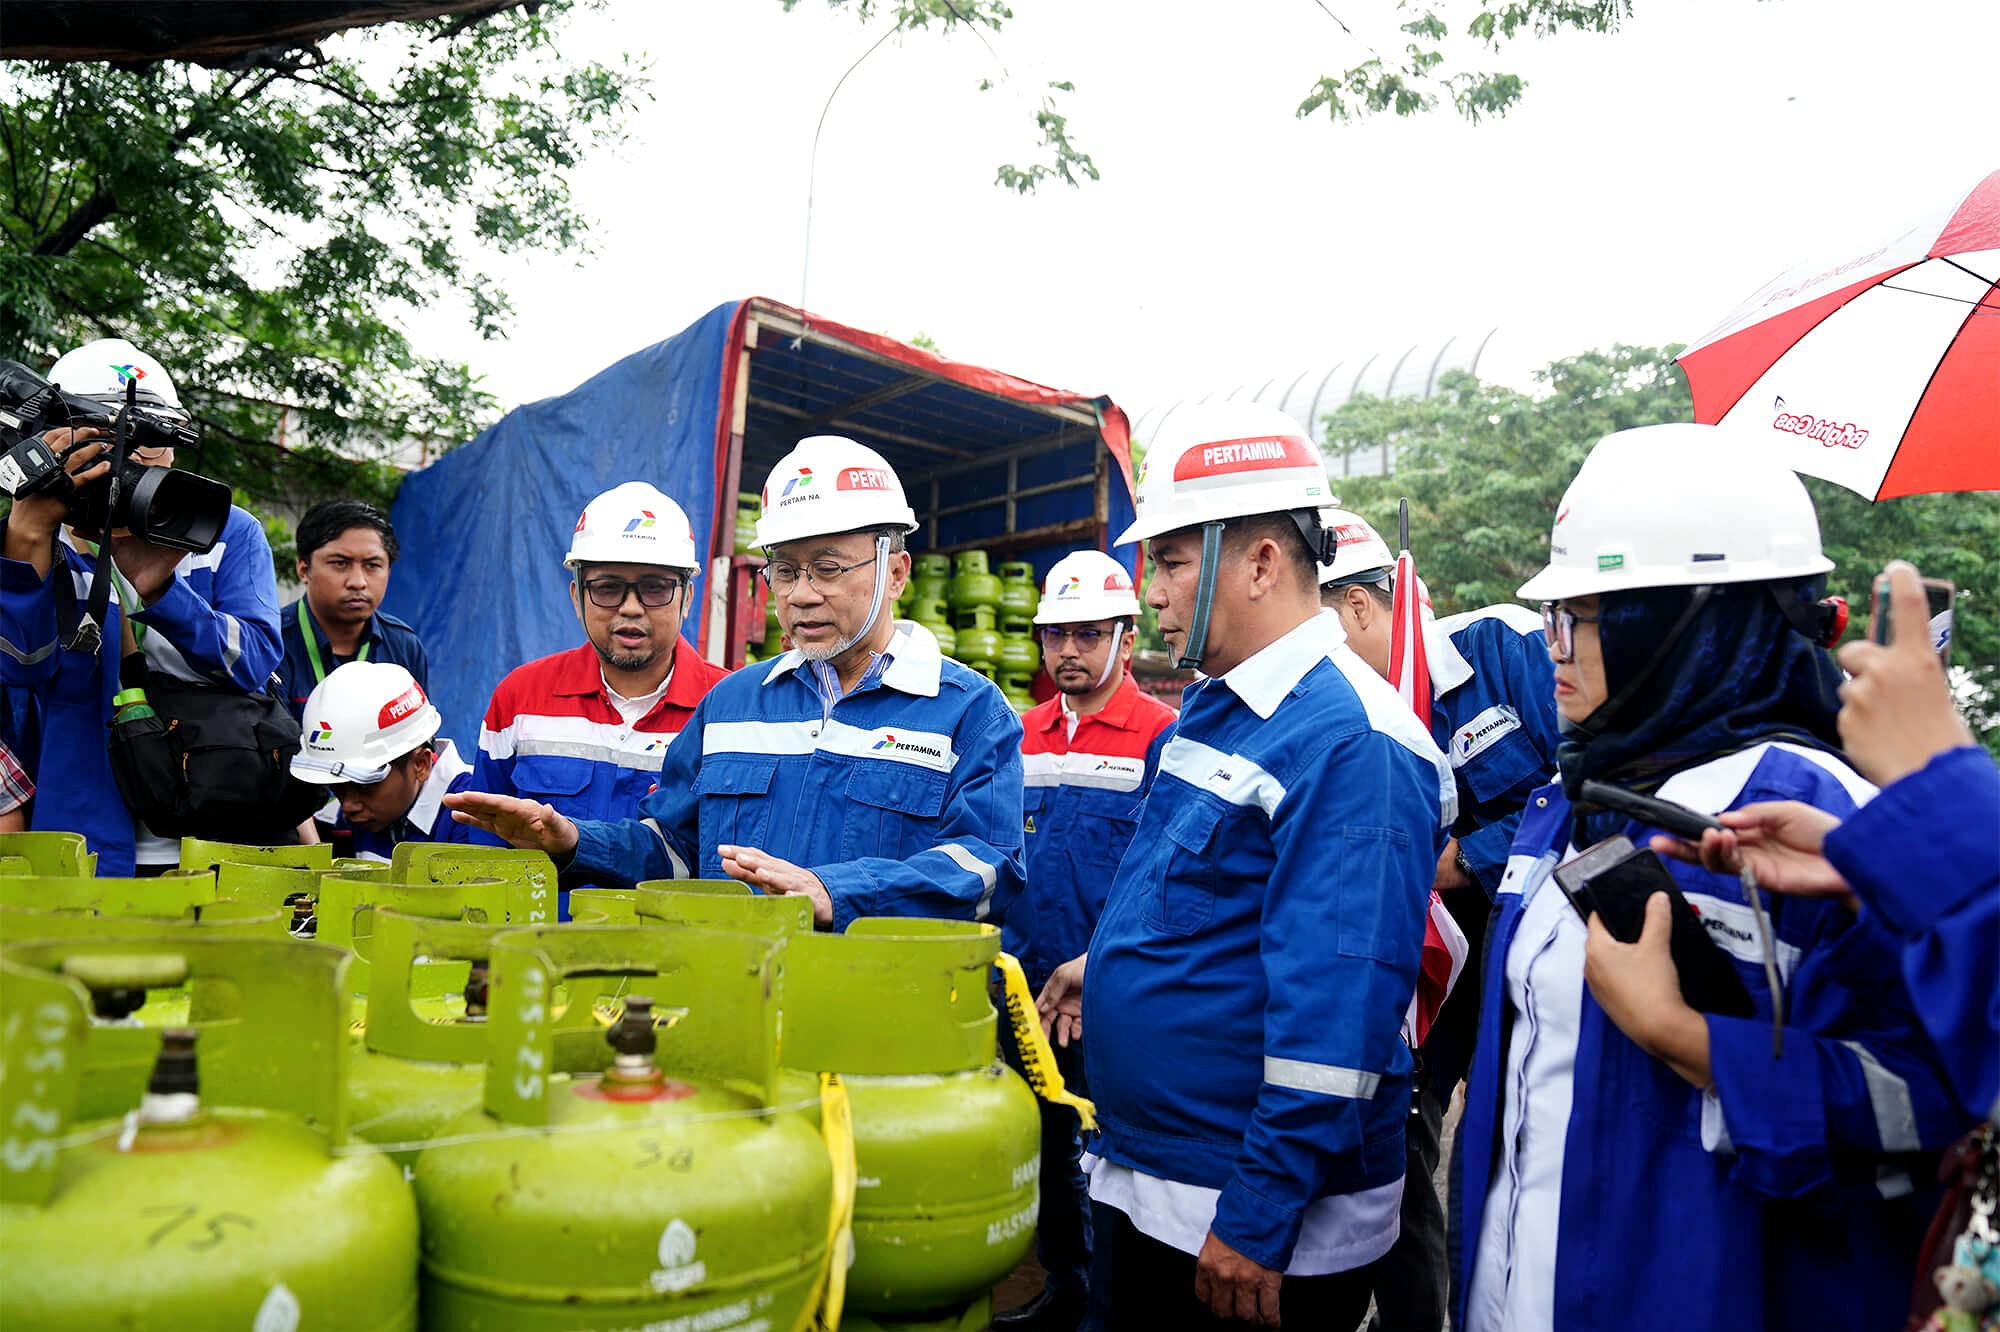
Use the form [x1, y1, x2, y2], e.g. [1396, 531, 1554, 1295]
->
[1553, 835, 1758, 1018]
[1872, 574, 1955, 669]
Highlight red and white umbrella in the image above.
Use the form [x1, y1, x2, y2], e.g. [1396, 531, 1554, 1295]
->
[1386, 501, 1468, 1048]
[1678, 168, 1999, 500]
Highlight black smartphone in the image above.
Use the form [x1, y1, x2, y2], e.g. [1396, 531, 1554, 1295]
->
[1554, 836, 1758, 1018]
[1872, 573, 1956, 669]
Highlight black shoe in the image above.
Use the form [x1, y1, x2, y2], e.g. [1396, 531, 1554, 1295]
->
[993, 1285, 1086, 1332]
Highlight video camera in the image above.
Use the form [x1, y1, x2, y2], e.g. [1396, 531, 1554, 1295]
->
[0, 358, 229, 553]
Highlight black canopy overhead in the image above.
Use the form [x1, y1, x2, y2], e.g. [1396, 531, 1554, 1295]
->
[0, 1, 534, 66]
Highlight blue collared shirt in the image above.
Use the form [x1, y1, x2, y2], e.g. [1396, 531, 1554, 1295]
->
[277, 598, 430, 721]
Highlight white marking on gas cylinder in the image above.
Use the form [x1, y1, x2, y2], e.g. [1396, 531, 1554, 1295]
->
[252, 1283, 301, 1332]
[650, 1217, 707, 1293]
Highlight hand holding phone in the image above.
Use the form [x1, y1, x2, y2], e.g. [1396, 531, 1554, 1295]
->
[1836, 561, 1976, 787]
[1554, 836, 1756, 1018]
[1869, 567, 1955, 668]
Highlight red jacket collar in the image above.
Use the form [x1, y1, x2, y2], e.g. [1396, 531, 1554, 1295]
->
[1030, 670, 1145, 734]
[550, 640, 707, 709]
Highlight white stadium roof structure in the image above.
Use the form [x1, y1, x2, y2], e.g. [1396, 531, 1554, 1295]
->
[1129, 330, 1497, 478]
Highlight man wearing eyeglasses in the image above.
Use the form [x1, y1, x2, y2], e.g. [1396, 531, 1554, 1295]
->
[459, 482, 729, 906]
[447, 435, 1026, 930]
[995, 549, 1178, 1332]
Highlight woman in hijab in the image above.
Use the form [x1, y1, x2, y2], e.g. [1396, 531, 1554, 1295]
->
[1453, 424, 1966, 1332]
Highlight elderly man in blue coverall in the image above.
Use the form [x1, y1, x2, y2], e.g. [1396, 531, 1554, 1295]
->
[447, 434, 1026, 928]
[1317, 509, 1560, 1332]
[1043, 402, 1456, 1331]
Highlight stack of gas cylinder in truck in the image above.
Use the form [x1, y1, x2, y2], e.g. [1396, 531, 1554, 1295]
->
[0, 830, 1045, 1332]
[739, 488, 1043, 713]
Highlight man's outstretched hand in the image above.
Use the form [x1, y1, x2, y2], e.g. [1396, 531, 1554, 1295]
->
[443, 791, 579, 857]
[718, 844, 833, 926]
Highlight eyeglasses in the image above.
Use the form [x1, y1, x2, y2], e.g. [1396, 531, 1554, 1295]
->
[1540, 600, 1600, 664]
[1037, 625, 1111, 649]
[581, 575, 685, 609]
[760, 555, 878, 593]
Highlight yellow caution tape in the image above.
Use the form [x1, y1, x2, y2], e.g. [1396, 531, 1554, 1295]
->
[994, 951, 1096, 1131]
[798, 1071, 856, 1332]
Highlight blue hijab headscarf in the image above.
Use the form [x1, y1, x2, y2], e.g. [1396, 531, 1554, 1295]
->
[1560, 576, 1846, 841]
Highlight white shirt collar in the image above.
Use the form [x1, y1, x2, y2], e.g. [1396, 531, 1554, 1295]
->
[760, 622, 942, 699]
[1424, 615, 1475, 696]
[407, 738, 471, 837]
[1220, 609, 1349, 720]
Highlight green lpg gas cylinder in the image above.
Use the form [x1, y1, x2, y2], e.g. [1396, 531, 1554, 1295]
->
[567, 888, 639, 924]
[783, 919, 1040, 1315]
[347, 910, 506, 1161]
[0, 937, 420, 1331]
[998, 626, 1041, 677]
[1000, 673, 1038, 712]
[0, 831, 96, 877]
[910, 553, 952, 607]
[954, 605, 1002, 671]
[315, 875, 510, 1024]
[912, 595, 957, 659]
[178, 838, 333, 873]
[391, 844, 561, 925]
[735, 491, 760, 555]
[0, 897, 284, 1062]
[411, 926, 837, 1332]
[633, 877, 812, 933]
[949, 550, 1001, 613]
[997, 561, 1040, 622]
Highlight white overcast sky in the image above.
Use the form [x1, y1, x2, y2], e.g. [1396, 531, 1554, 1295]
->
[394, 0, 2000, 427]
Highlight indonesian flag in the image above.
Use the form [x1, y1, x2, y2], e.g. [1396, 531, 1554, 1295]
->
[1389, 547, 1470, 1047]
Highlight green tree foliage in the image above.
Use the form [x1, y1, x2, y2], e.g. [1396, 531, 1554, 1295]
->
[0, 1, 643, 526]
[1298, 1, 1631, 126]
[1323, 345, 2000, 749]
[791, 0, 1097, 192]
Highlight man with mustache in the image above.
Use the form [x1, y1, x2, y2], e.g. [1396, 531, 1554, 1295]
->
[461, 481, 729, 911]
[449, 437, 1025, 929]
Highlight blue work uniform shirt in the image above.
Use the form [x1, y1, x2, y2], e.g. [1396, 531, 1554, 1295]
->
[277, 598, 430, 722]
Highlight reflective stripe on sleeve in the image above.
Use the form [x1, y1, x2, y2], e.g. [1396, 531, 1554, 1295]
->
[1263, 1055, 1381, 1099]
[937, 843, 998, 920]
[640, 818, 689, 879]
[1840, 1040, 1920, 1151]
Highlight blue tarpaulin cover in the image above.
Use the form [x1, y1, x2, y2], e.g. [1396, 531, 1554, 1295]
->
[386, 301, 735, 748]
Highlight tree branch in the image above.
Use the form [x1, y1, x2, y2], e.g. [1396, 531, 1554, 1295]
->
[32, 183, 116, 256]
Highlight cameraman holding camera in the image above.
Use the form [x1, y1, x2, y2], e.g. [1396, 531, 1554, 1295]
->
[0, 339, 284, 874]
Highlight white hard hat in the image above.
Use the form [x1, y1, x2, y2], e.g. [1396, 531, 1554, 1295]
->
[1116, 402, 1338, 546]
[754, 435, 919, 549]
[1034, 550, 1142, 624]
[1517, 422, 1834, 602]
[566, 482, 700, 572]
[48, 338, 185, 414]
[1314, 510, 1396, 587]
[290, 662, 441, 785]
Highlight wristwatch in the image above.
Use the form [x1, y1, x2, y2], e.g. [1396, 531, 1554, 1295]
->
[1454, 845, 1475, 886]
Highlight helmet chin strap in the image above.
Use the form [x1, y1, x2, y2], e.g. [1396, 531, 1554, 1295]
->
[1175, 521, 1225, 672]
[1094, 623, 1126, 692]
[821, 533, 894, 662]
[1569, 584, 1716, 742]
